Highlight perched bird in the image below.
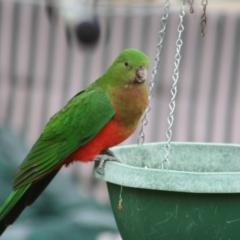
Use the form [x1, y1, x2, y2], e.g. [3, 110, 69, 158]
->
[0, 48, 149, 235]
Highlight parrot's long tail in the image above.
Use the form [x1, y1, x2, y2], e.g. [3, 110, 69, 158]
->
[0, 169, 60, 235]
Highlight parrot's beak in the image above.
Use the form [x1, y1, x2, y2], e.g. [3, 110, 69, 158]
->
[135, 67, 148, 84]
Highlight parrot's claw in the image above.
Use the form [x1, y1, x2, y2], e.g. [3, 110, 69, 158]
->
[100, 149, 116, 157]
[94, 153, 121, 175]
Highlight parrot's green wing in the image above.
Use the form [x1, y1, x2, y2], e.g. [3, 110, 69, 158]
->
[13, 87, 115, 189]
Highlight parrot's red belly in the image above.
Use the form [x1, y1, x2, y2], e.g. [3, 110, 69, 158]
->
[64, 119, 135, 164]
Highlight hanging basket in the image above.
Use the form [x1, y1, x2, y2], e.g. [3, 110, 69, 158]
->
[93, 142, 240, 239]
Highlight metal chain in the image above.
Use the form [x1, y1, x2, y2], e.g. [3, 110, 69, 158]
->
[162, 0, 185, 169]
[137, 0, 170, 145]
[201, 0, 208, 36]
[188, 0, 194, 14]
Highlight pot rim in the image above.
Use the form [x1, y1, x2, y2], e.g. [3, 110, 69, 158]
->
[93, 142, 240, 193]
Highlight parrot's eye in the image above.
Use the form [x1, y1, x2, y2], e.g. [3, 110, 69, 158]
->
[124, 61, 129, 67]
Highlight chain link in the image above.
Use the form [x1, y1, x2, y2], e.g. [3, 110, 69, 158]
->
[188, 0, 194, 14]
[138, 0, 170, 145]
[162, 0, 185, 169]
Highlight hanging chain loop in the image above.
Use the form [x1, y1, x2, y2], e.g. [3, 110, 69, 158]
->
[162, 0, 185, 169]
[138, 0, 170, 145]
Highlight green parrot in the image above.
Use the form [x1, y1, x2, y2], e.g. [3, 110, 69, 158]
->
[0, 48, 149, 235]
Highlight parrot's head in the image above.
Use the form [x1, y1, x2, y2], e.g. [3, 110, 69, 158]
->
[105, 48, 150, 88]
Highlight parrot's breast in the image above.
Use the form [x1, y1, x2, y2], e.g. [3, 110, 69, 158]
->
[110, 82, 148, 126]
[64, 118, 136, 163]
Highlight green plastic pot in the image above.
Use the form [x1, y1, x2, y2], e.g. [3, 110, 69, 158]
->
[93, 142, 240, 240]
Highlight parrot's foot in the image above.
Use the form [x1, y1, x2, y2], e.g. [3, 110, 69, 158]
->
[100, 149, 116, 157]
[94, 151, 121, 175]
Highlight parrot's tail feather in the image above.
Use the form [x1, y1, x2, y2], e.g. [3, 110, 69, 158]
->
[0, 169, 60, 236]
[0, 184, 30, 235]
[25, 168, 59, 205]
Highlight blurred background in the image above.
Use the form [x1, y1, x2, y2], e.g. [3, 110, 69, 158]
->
[0, 0, 240, 239]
